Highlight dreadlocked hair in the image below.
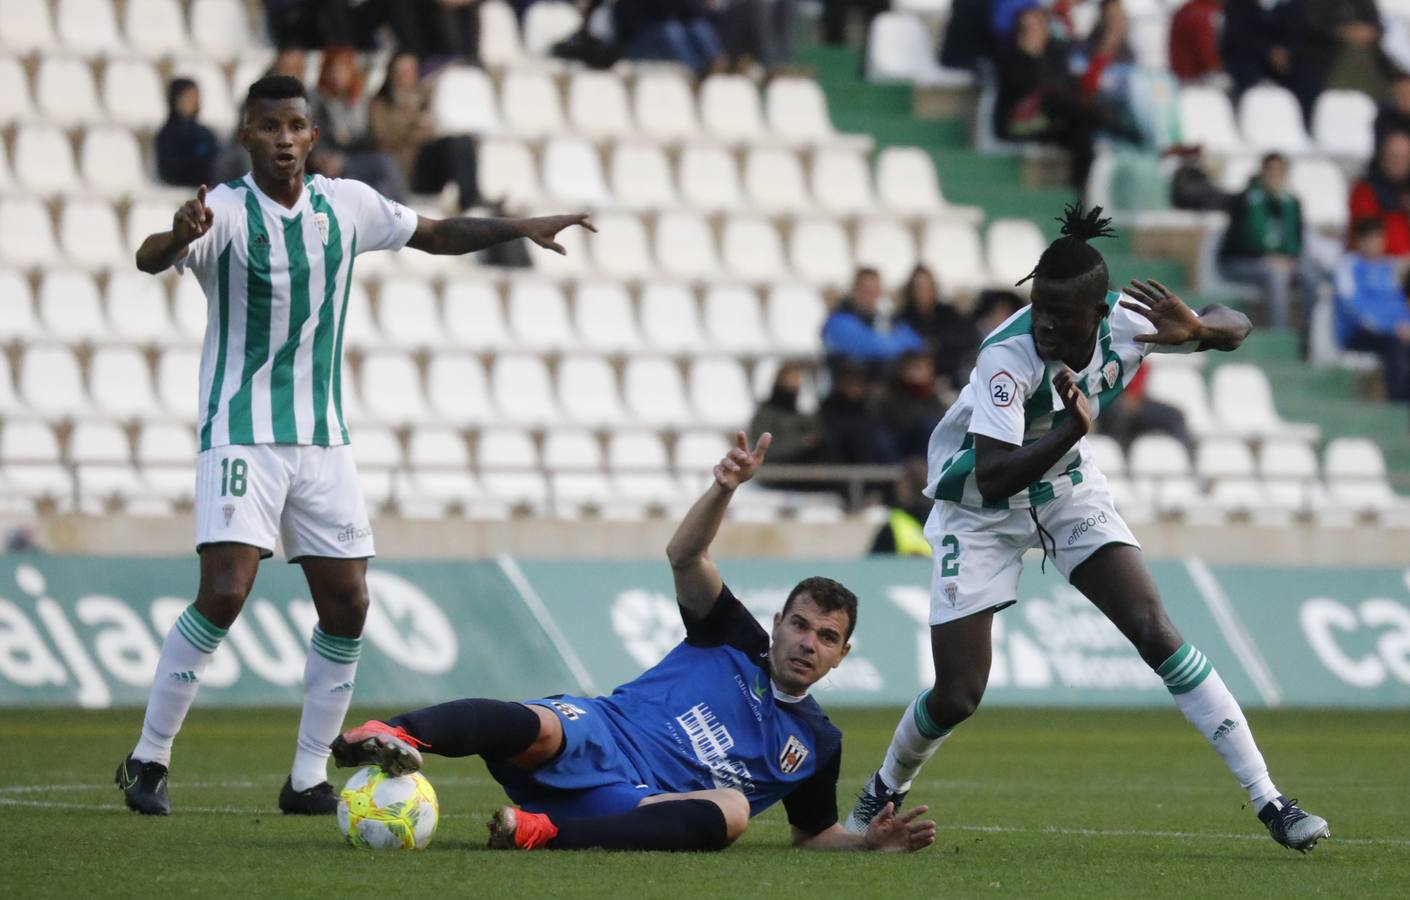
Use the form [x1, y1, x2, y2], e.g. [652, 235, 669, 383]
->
[1015, 202, 1118, 289]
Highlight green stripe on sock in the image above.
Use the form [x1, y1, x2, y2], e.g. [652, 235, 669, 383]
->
[1156, 643, 1195, 679]
[1165, 650, 1204, 686]
[1168, 657, 1213, 695]
[912, 689, 948, 740]
[311, 628, 361, 663]
[1158, 643, 1214, 694]
[176, 606, 226, 654]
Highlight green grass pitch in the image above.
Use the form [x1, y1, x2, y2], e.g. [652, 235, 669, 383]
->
[4, 707, 1406, 898]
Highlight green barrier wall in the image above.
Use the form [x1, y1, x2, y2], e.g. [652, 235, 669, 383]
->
[1, 555, 1407, 708]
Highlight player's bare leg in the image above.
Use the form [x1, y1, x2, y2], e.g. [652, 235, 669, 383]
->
[1070, 543, 1329, 852]
[119, 543, 261, 814]
[280, 557, 369, 814]
[848, 609, 994, 832]
[487, 788, 748, 852]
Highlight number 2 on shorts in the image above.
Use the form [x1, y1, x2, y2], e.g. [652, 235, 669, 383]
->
[939, 534, 960, 577]
[220, 457, 248, 497]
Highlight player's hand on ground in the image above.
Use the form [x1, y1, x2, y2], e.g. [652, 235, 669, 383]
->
[1053, 368, 1092, 436]
[714, 431, 771, 490]
[172, 185, 214, 246]
[863, 803, 937, 853]
[519, 214, 597, 255]
[1121, 278, 1203, 347]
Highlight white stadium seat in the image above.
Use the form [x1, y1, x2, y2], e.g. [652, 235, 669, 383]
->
[702, 284, 770, 354]
[127, 200, 176, 256]
[1237, 84, 1311, 155]
[986, 218, 1047, 289]
[1195, 437, 1266, 518]
[1129, 434, 1201, 515]
[634, 72, 701, 143]
[507, 279, 575, 350]
[137, 421, 196, 465]
[352, 425, 403, 470]
[675, 430, 730, 472]
[90, 347, 162, 419]
[20, 346, 91, 419]
[866, 12, 969, 85]
[1210, 364, 1317, 439]
[720, 216, 787, 282]
[377, 278, 444, 350]
[477, 428, 538, 469]
[408, 427, 470, 468]
[855, 218, 918, 287]
[1290, 158, 1349, 231]
[0, 0, 57, 53]
[610, 142, 677, 210]
[573, 281, 641, 352]
[766, 284, 827, 355]
[590, 212, 654, 280]
[154, 347, 198, 418]
[700, 75, 766, 145]
[0, 55, 35, 125]
[38, 269, 105, 340]
[442, 280, 512, 351]
[920, 220, 988, 294]
[1323, 437, 1400, 515]
[478, 0, 523, 69]
[1178, 86, 1241, 156]
[743, 147, 811, 214]
[0, 357, 20, 414]
[543, 429, 604, 471]
[1084, 434, 1126, 477]
[103, 58, 166, 130]
[655, 211, 720, 280]
[491, 354, 560, 426]
[81, 125, 147, 200]
[876, 147, 950, 217]
[528, 212, 590, 279]
[124, 0, 188, 59]
[688, 358, 753, 428]
[556, 355, 628, 428]
[15, 123, 79, 198]
[339, 281, 378, 350]
[57, 0, 123, 55]
[623, 357, 690, 427]
[522, 1, 581, 55]
[170, 59, 236, 133]
[1143, 358, 1220, 437]
[541, 137, 610, 206]
[608, 431, 670, 470]
[360, 352, 431, 426]
[0, 198, 60, 269]
[432, 66, 501, 135]
[679, 145, 745, 212]
[0, 269, 42, 342]
[171, 276, 206, 343]
[502, 71, 566, 139]
[1258, 437, 1318, 516]
[107, 271, 174, 343]
[568, 70, 634, 139]
[189, 0, 249, 63]
[765, 77, 847, 146]
[478, 138, 541, 208]
[1312, 90, 1377, 162]
[811, 147, 875, 216]
[788, 220, 854, 287]
[59, 198, 127, 271]
[639, 281, 707, 354]
[1, 421, 61, 462]
[425, 353, 493, 427]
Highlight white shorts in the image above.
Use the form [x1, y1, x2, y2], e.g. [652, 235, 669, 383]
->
[925, 474, 1138, 626]
[194, 444, 375, 562]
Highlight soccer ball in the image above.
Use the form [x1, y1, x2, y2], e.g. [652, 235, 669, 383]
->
[337, 766, 439, 850]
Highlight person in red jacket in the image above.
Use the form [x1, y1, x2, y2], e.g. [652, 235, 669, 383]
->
[1169, 0, 1224, 82]
[1349, 131, 1410, 256]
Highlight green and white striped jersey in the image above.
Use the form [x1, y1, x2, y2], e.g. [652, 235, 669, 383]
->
[925, 291, 1195, 509]
[176, 173, 417, 450]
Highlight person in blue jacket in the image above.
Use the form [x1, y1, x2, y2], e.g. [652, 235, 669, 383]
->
[822, 267, 926, 370]
[1334, 217, 1410, 402]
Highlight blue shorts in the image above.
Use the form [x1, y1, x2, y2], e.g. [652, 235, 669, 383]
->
[485, 695, 666, 821]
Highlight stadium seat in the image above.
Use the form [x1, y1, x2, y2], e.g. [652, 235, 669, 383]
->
[1, 421, 62, 463]
[35, 57, 103, 126]
[678, 144, 745, 212]
[866, 12, 971, 85]
[477, 138, 541, 208]
[920, 220, 988, 294]
[1312, 90, 1377, 162]
[1258, 437, 1318, 517]
[408, 426, 471, 468]
[442, 280, 511, 351]
[590, 212, 654, 280]
[1128, 433, 1201, 515]
[610, 142, 677, 210]
[38, 269, 106, 341]
[0, 356, 20, 415]
[568, 70, 634, 139]
[137, 421, 196, 465]
[477, 427, 539, 468]
[59, 198, 128, 270]
[573, 281, 641, 351]
[56, 0, 123, 55]
[189, 0, 249, 63]
[788, 219, 854, 287]
[0, 198, 61, 269]
[811, 147, 876, 216]
[359, 351, 431, 426]
[528, 212, 590, 279]
[855, 218, 919, 287]
[1178, 86, 1242, 156]
[750, 357, 817, 411]
[170, 59, 236, 133]
[171, 277, 206, 343]
[674, 429, 730, 472]
[700, 75, 766, 145]
[720, 216, 787, 282]
[1143, 357, 1221, 437]
[622, 357, 691, 427]
[491, 354, 560, 426]
[1290, 158, 1349, 231]
[688, 358, 753, 428]
[639, 281, 707, 354]
[1323, 437, 1399, 515]
[0, 55, 35, 125]
[522, 1, 581, 55]
[0, 139, 13, 193]
[502, 71, 567, 139]
[350, 424, 403, 470]
[155, 347, 198, 417]
[425, 352, 493, 427]
[1195, 437, 1267, 518]
[81, 126, 147, 200]
[0, 269, 41, 343]
[0, 0, 57, 53]
[377, 277, 445, 350]
[90, 347, 162, 419]
[1210, 364, 1317, 440]
[743, 147, 811, 214]
[102, 57, 166, 129]
[107, 271, 175, 344]
[765, 284, 827, 355]
[478, 0, 523, 68]
[432, 66, 501, 135]
[702, 284, 771, 354]
[507, 279, 575, 350]
[339, 280, 378, 350]
[14, 123, 79, 198]
[543, 429, 603, 472]
[1085, 434, 1126, 477]
[123, 0, 188, 59]
[230, 51, 275, 103]
[633, 72, 701, 143]
[401, 430, 481, 517]
[655, 211, 720, 280]
[541, 137, 610, 206]
[1237, 84, 1311, 155]
[126, 199, 176, 256]
[556, 355, 628, 427]
[608, 431, 670, 472]
[71, 420, 130, 464]
[19, 345, 91, 419]
[765, 77, 854, 147]
[876, 147, 970, 219]
[986, 218, 1047, 289]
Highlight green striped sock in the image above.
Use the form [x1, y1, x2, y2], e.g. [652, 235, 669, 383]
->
[1157, 643, 1214, 695]
[912, 688, 950, 740]
[174, 605, 228, 654]
[310, 627, 362, 664]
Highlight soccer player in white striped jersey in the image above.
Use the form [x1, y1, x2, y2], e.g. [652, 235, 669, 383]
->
[845, 205, 1330, 853]
[115, 74, 595, 816]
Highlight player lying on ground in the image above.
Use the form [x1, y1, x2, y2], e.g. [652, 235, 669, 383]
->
[116, 73, 594, 816]
[846, 204, 1330, 853]
[332, 433, 937, 853]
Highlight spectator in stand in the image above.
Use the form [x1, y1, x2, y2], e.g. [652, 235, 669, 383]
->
[1333, 217, 1410, 402]
[989, 0, 1041, 42]
[1169, 0, 1223, 83]
[156, 78, 219, 188]
[868, 459, 933, 557]
[716, 0, 797, 74]
[1350, 131, 1410, 257]
[1094, 365, 1194, 452]
[369, 54, 480, 212]
[1287, 0, 1387, 123]
[819, 362, 897, 465]
[386, 0, 483, 63]
[748, 363, 825, 464]
[822, 268, 926, 372]
[264, 0, 357, 48]
[310, 47, 408, 202]
[896, 264, 980, 391]
[1221, 0, 1293, 99]
[614, 0, 726, 76]
[821, 0, 888, 46]
[1374, 74, 1410, 148]
[1219, 153, 1320, 331]
[879, 351, 948, 460]
[971, 289, 1027, 342]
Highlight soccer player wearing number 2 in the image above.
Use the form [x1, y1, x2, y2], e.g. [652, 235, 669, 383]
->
[115, 75, 595, 816]
[846, 205, 1330, 853]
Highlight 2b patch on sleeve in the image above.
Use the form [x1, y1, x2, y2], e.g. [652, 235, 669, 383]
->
[989, 370, 1017, 407]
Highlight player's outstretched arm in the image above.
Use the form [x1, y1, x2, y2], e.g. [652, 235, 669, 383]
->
[665, 431, 772, 622]
[136, 185, 213, 274]
[1122, 278, 1251, 352]
[792, 804, 936, 852]
[405, 213, 596, 256]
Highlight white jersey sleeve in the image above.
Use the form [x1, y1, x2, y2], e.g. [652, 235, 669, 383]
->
[174, 185, 242, 277]
[967, 340, 1042, 446]
[336, 177, 418, 254]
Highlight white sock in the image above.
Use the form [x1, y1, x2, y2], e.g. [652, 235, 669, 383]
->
[132, 606, 228, 767]
[878, 690, 953, 793]
[289, 627, 362, 791]
[1158, 643, 1279, 811]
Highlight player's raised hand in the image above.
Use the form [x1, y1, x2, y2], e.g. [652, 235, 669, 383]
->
[713, 431, 772, 490]
[172, 184, 214, 246]
[1121, 278, 1204, 346]
[863, 803, 937, 853]
[519, 213, 597, 255]
[1053, 367, 1092, 436]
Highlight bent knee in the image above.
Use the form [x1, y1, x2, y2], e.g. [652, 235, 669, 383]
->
[714, 789, 751, 846]
[927, 680, 985, 729]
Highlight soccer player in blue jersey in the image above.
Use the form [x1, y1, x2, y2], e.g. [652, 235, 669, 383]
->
[845, 205, 1330, 853]
[332, 433, 937, 853]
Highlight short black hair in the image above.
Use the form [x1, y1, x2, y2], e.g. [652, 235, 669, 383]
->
[1261, 152, 1288, 170]
[783, 576, 858, 640]
[1018, 202, 1117, 304]
[1353, 216, 1385, 240]
[973, 289, 1026, 322]
[245, 74, 307, 110]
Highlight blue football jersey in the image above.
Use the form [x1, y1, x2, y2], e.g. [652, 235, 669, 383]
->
[593, 585, 844, 834]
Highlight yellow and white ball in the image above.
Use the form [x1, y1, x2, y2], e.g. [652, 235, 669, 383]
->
[337, 767, 439, 850]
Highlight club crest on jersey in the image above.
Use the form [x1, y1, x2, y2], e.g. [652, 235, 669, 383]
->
[1101, 359, 1120, 390]
[779, 735, 809, 774]
[550, 700, 587, 721]
[945, 583, 958, 605]
[222, 504, 235, 526]
[314, 211, 330, 244]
